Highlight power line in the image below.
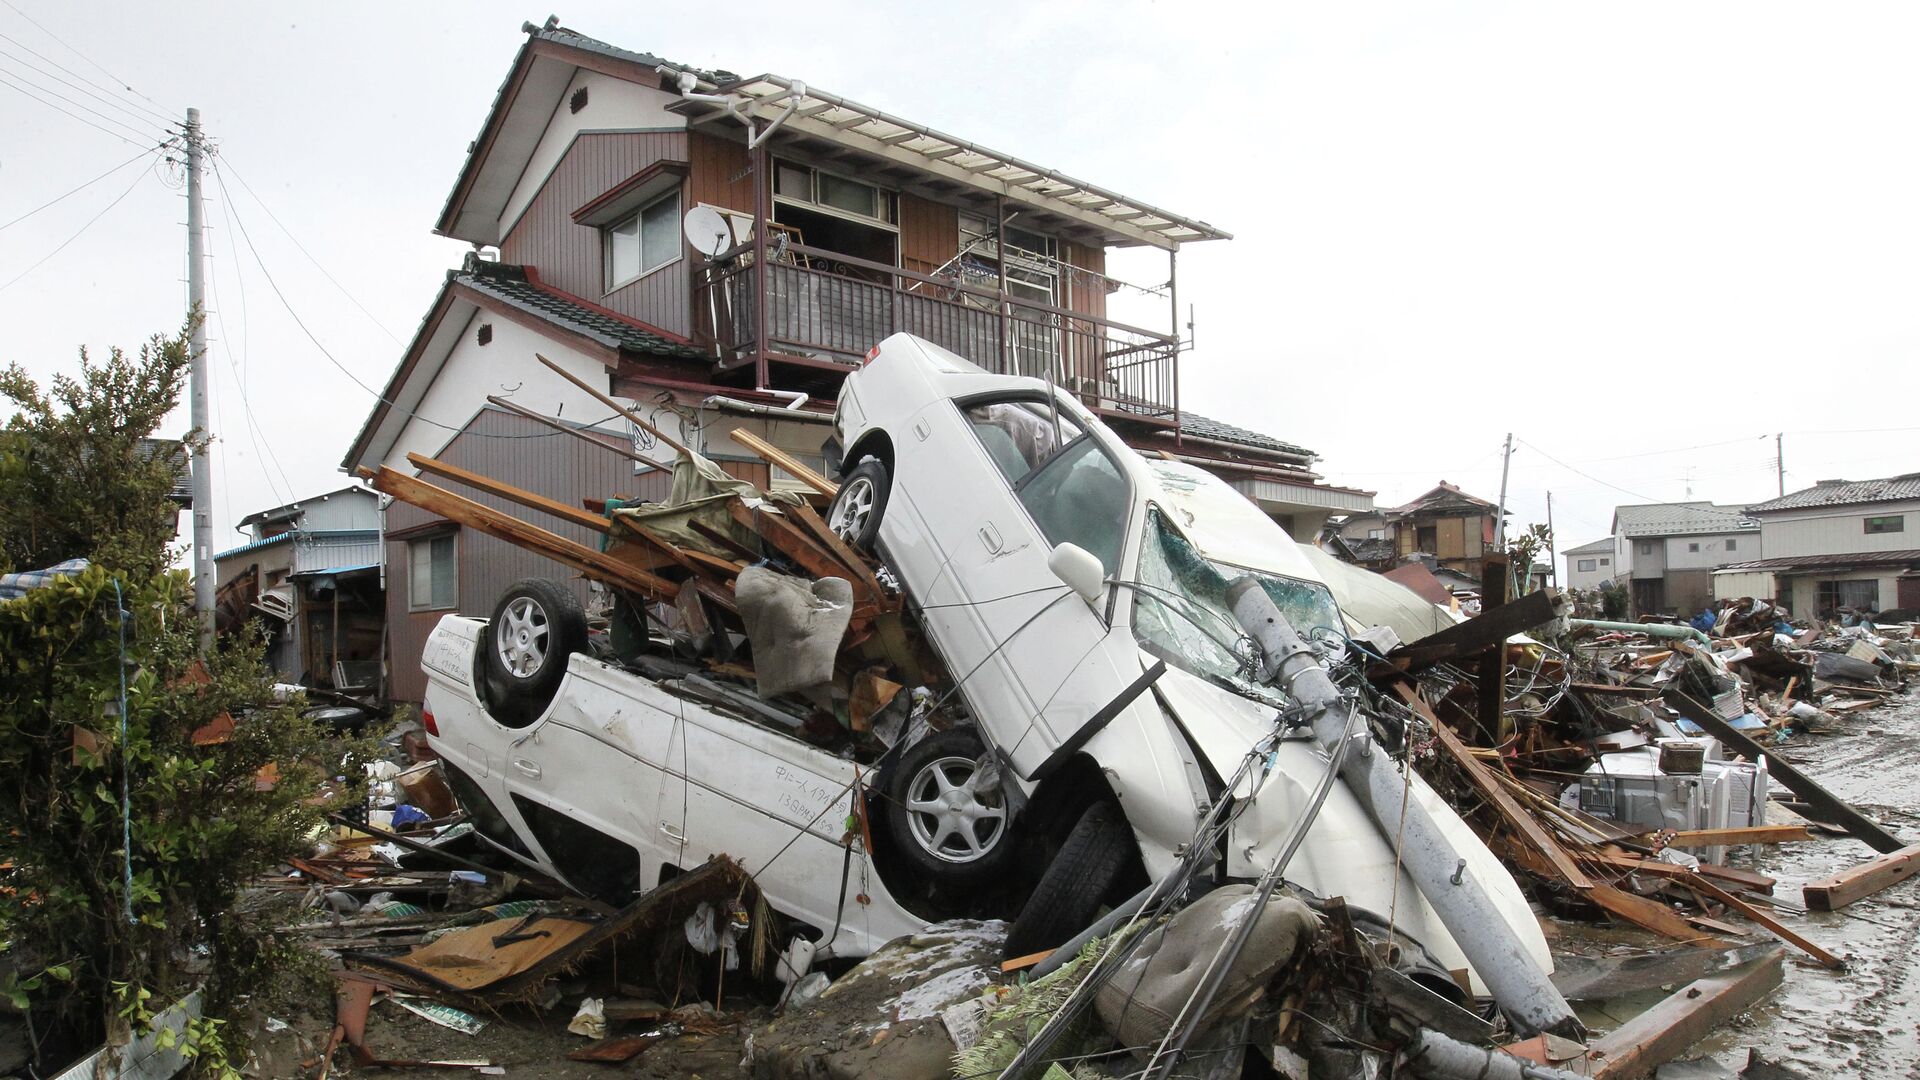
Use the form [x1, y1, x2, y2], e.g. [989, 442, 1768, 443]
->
[0, 162, 149, 293]
[0, 145, 155, 232]
[0, 40, 173, 134]
[0, 0, 176, 122]
[0, 68, 161, 149]
[207, 190, 297, 508]
[1514, 437, 1758, 522]
[0, 57, 169, 145]
[216, 157, 406, 344]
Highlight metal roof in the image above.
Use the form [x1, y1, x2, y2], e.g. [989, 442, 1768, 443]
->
[1612, 501, 1757, 538]
[1562, 537, 1615, 556]
[1718, 549, 1920, 573]
[213, 533, 293, 561]
[460, 263, 707, 360]
[1746, 473, 1920, 513]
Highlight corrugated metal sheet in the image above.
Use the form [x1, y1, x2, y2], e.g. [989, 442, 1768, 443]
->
[385, 407, 673, 703]
[292, 531, 383, 576]
[499, 130, 692, 336]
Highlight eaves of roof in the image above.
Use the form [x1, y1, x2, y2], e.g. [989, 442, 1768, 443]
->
[1746, 473, 1920, 514]
[1718, 550, 1920, 573]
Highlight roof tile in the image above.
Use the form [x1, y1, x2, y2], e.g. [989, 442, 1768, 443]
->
[1745, 473, 1920, 514]
[461, 263, 707, 361]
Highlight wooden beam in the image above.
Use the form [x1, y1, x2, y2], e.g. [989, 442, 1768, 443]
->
[1392, 684, 1594, 889]
[1665, 691, 1906, 854]
[728, 501, 875, 609]
[361, 467, 677, 602]
[406, 453, 610, 534]
[784, 502, 890, 610]
[535, 353, 692, 457]
[1388, 587, 1561, 673]
[1804, 843, 1920, 911]
[1475, 555, 1510, 744]
[1682, 875, 1844, 969]
[1666, 825, 1814, 847]
[484, 395, 652, 464]
[726, 427, 837, 497]
[1585, 949, 1784, 1079]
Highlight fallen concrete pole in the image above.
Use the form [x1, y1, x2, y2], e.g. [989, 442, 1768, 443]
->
[1400, 1029, 1585, 1080]
[1226, 577, 1583, 1040]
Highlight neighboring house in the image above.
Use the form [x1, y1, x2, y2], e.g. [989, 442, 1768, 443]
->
[1612, 502, 1759, 616]
[213, 486, 384, 691]
[1562, 537, 1621, 592]
[341, 19, 1373, 703]
[1714, 473, 1920, 617]
[1387, 482, 1503, 581]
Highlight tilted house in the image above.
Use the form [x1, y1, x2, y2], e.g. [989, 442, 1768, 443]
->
[342, 19, 1371, 703]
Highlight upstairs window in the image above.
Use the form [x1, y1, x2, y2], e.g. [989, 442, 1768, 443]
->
[774, 161, 896, 226]
[605, 189, 681, 289]
[1866, 515, 1905, 534]
[1724, 538, 1736, 551]
[1688, 542, 1700, 553]
[1638, 542, 1654, 555]
[1576, 558, 1597, 573]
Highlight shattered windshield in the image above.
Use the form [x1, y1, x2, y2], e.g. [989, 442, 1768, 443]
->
[1131, 508, 1344, 706]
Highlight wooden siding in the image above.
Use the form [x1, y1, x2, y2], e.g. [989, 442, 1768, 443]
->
[1062, 240, 1109, 385]
[384, 407, 673, 703]
[899, 194, 958, 276]
[499, 131, 693, 337]
[686, 131, 756, 214]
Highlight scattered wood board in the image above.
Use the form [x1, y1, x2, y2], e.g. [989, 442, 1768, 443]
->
[1682, 875, 1844, 969]
[407, 452, 610, 534]
[1585, 948, 1785, 1079]
[1804, 843, 1920, 911]
[1666, 825, 1814, 847]
[728, 427, 837, 498]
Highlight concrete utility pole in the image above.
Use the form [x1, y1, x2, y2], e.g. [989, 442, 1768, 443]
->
[1546, 490, 1558, 589]
[1494, 432, 1514, 548]
[186, 108, 214, 650]
[1776, 432, 1785, 497]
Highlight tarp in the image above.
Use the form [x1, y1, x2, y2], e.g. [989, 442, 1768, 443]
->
[609, 449, 803, 559]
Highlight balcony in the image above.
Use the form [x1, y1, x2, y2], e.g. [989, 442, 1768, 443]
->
[695, 242, 1180, 423]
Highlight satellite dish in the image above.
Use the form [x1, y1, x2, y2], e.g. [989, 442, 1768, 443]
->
[683, 205, 733, 259]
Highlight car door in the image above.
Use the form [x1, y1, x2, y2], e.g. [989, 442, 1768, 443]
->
[902, 395, 1131, 776]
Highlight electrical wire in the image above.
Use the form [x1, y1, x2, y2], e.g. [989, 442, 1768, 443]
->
[0, 145, 156, 232]
[0, 1, 177, 122]
[207, 187, 297, 508]
[0, 160, 149, 293]
[0, 42, 174, 136]
[0, 67, 163, 149]
[1515, 437, 1758, 523]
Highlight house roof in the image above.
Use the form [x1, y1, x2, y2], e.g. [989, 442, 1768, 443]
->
[235, 485, 376, 530]
[213, 533, 293, 561]
[1745, 473, 1920, 514]
[461, 262, 708, 361]
[136, 438, 191, 505]
[1611, 501, 1757, 538]
[1718, 549, 1920, 573]
[1381, 562, 1455, 607]
[1388, 482, 1499, 517]
[438, 20, 1227, 250]
[1178, 412, 1315, 460]
[1563, 538, 1615, 556]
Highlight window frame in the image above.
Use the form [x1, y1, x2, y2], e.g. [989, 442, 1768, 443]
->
[603, 187, 683, 293]
[1865, 515, 1905, 535]
[771, 159, 898, 230]
[408, 533, 458, 612]
[1576, 558, 1597, 573]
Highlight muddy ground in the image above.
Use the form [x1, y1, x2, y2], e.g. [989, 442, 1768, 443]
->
[241, 694, 1920, 1079]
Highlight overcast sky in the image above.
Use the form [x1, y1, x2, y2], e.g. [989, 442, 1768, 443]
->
[3, 1, 1916, 558]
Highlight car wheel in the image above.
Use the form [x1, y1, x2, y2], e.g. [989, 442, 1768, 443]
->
[482, 579, 588, 727]
[884, 728, 1015, 889]
[1004, 800, 1138, 959]
[827, 458, 888, 551]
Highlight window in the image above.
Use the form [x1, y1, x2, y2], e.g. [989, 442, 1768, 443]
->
[409, 534, 456, 610]
[1577, 558, 1597, 573]
[1724, 538, 1736, 551]
[1866, 515, 1905, 535]
[772, 160, 895, 225]
[1599, 557, 1611, 566]
[1816, 579, 1878, 613]
[1367, 528, 1384, 539]
[1688, 542, 1700, 553]
[1416, 526, 1438, 553]
[1639, 542, 1653, 556]
[964, 399, 1082, 487]
[1016, 436, 1128, 575]
[605, 189, 680, 288]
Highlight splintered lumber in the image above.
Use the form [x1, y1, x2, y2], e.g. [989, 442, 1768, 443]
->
[728, 500, 877, 610]
[1389, 588, 1561, 673]
[1665, 691, 1906, 854]
[1392, 684, 1594, 888]
[1682, 875, 1844, 969]
[727, 427, 838, 498]
[484, 394, 653, 464]
[362, 466, 677, 602]
[1666, 825, 1814, 848]
[1582, 882, 1734, 948]
[1584, 948, 1785, 1079]
[1804, 844, 1920, 911]
[785, 502, 889, 607]
[406, 453, 611, 534]
[535, 353, 692, 457]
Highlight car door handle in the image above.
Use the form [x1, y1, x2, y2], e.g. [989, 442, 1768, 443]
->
[510, 757, 542, 780]
[659, 822, 684, 842]
[979, 523, 1004, 554]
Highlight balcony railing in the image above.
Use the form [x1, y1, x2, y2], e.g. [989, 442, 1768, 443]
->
[695, 242, 1179, 421]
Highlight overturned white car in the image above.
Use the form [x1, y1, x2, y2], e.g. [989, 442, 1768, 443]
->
[419, 332, 1558, 1026]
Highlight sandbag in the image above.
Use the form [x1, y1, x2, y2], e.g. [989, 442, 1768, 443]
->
[736, 566, 853, 698]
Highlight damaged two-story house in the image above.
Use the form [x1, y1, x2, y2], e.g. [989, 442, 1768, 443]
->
[343, 19, 1372, 703]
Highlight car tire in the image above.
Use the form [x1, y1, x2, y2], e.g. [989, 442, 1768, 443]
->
[827, 458, 888, 551]
[884, 728, 1016, 889]
[482, 579, 588, 727]
[1004, 800, 1137, 959]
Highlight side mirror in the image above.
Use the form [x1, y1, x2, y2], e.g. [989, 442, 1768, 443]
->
[1048, 542, 1106, 603]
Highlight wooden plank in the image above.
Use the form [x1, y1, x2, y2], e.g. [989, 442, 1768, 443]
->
[406, 452, 611, 534]
[1585, 949, 1785, 1079]
[1582, 882, 1735, 947]
[1392, 684, 1595, 889]
[1682, 875, 1845, 969]
[728, 501, 876, 605]
[1665, 691, 1907, 854]
[727, 427, 838, 498]
[1475, 554, 1510, 744]
[1583, 851, 1775, 896]
[784, 501, 890, 608]
[1804, 843, 1920, 911]
[535, 353, 692, 457]
[1666, 825, 1814, 847]
[1388, 587, 1561, 672]
[362, 467, 678, 602]
[483, 395, 652, 463]
[687, 518, 761, 562]
[617, 520, 704, 575]
[1000, 949, 1052, 974]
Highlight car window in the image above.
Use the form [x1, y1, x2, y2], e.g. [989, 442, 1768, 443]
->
[964, 400, 1083, 487]
[1016, 436, 1127, 575]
